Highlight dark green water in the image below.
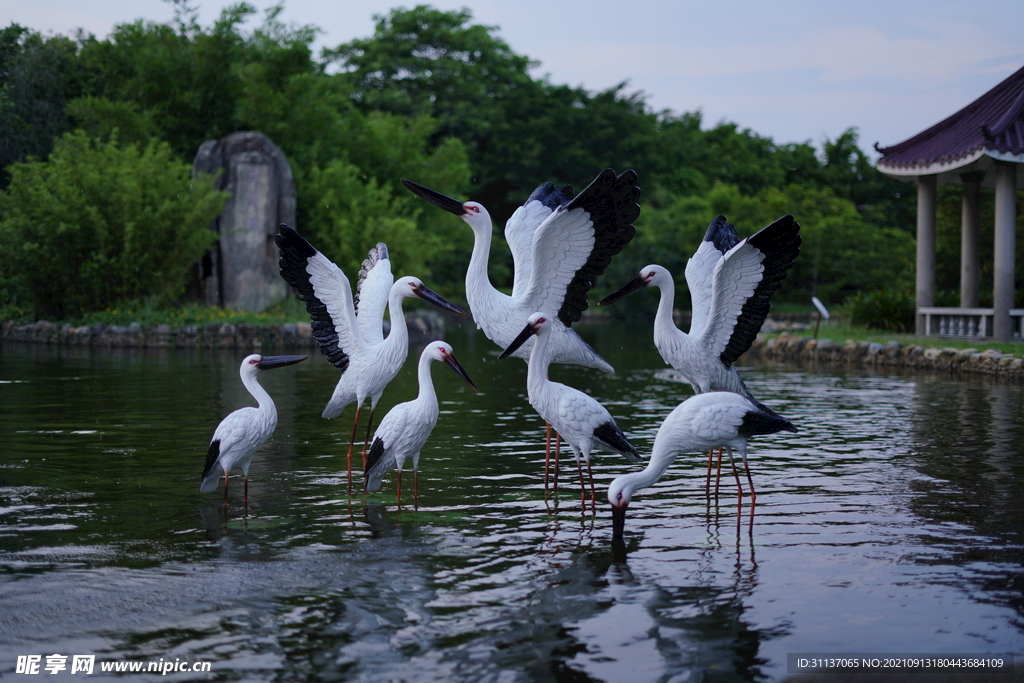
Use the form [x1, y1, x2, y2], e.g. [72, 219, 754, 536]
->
[1, 320, 1023, 681]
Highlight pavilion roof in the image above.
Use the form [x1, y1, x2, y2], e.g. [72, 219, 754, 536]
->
[876, 65, 1024, 176]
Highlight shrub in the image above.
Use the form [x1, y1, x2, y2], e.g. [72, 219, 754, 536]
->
[842, 289, 915, 332]
[0, 130, 227, 317]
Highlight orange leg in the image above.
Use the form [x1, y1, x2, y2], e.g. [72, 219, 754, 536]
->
[396, 469, 403, 505]
[222, 472, 230, 507]
[729, 453, 744, 499]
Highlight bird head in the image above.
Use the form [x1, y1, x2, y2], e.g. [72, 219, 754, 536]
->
[400, 179, 491, 233]
[393, 276, 465, 315]
[599, 265, 667, 306]
[498, 312, 550, 359]
[607, 478, 635, 540]
[428, 341, 479, 392]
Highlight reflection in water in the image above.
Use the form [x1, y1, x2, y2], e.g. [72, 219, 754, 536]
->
[2, 329, 1023, 681]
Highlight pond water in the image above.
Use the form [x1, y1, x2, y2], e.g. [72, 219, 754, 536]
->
[1, 320, 1022, 682]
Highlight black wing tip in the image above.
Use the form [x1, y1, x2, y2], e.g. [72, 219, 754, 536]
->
[556, 169, 641, 325]
[275, 223, 317, 260]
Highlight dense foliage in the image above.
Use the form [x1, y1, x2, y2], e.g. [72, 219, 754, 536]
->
[0, 131, 226, 317]
[1, 1, 928, 320]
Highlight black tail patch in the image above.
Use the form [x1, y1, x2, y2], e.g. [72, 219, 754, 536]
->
[739, 401, 798, 437]
[202, 440, 221, 481]
[593, 421, 640, 460]
[364, 436, 386, 478]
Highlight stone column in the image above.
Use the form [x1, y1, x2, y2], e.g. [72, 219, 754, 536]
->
[959, 171, 984, 308]
[992, 161, 1017, 341]
[192, 132, 296, 312]
[915, 174, 937, 335]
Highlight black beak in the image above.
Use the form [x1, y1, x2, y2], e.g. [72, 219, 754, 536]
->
[498, 321, 537, 360]
[414, 283, 466, 315]
[611, 505, 627, 540]
[257, 355, 308, 370]
[443, 352, 479, 392]
[599, 275, 648, 306]
[401, 179, 467, 216]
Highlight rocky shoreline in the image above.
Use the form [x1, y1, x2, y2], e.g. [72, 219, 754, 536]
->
[0, 311, 448, 350]
[750, 331, 1024, 379]
[5, 317, 1023, 380]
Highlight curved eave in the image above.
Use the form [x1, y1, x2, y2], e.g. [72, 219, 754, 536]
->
[877, 147, 1024, 188]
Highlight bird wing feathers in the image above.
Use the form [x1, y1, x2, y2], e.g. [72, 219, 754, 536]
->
[520, 169, 639, 326]
[276, 225, 364, 371]
[694, 215, 800, 366]
[686, 216, 740, 336]
[506, 183, 574, 299]
[354, 243, 393, 347]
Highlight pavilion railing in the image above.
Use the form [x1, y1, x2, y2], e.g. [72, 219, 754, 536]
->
[918, 307, 1024, 338]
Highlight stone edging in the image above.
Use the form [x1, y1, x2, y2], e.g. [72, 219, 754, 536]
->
[749, 331, 1024, 379]
[0, 311, 447, 350]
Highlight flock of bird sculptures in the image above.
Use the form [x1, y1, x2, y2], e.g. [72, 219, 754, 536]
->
[201, 168, 802, 539]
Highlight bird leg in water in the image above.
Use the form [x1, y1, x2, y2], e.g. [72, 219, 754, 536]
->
[705, 450, 714, 494]
[360, 408, 376, 469]
[728, 449, 744, 499]
[587, 459, 597, 513]
[413, 470, 419, 502]
[576, 456, 587, 509]
[396, 469, 403, 504]
[222, 473, 230, 507]
[345, 407, 362, 487]
[714, 448, 723, 497]
[553, 433, 561, 493]
[744, 461, 756, 502]
[544, 423, 552, 490]
[243, 476, 249, 507]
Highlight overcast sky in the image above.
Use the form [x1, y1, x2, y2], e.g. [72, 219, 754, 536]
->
[5, 0, 1023, 158]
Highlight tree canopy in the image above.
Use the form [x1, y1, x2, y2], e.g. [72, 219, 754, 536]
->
[1, 1, 924, 320]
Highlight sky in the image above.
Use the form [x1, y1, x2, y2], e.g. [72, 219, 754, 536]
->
[5, 0, 1024, 159]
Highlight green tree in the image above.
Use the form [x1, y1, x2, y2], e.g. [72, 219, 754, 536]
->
[0, 24, 85, 186]
[0, 130, 227, 317]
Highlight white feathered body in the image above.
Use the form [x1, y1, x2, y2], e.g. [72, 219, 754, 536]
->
[522, 315, 640, 465]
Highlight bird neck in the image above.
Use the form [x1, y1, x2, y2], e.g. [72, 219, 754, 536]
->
[653, 280, 679, 338]
[526, 328, 552, 391]
[614, 439, 685, 498]
[385, 288, 411, 347]
[242, 370, 275, 416]
[466, 220, 502, 306]
[416, 353, 438, 404]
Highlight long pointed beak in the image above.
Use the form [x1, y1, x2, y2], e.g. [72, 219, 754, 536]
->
[401, 179, 467, 216]
[611, 505, 627, 540]
[257, 355, 308, 370]
[599, 275, 648, 306]
[498, 321, 536, 360]
[443, 352, 479, 392]
[414, 283, 466, 315]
